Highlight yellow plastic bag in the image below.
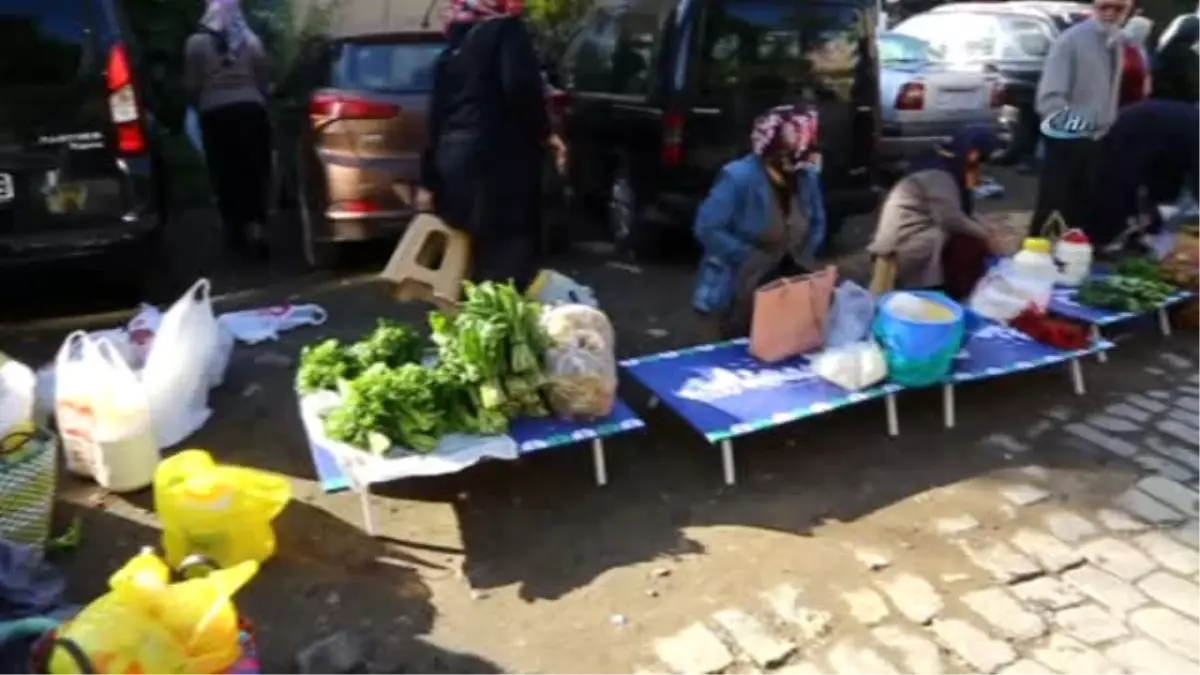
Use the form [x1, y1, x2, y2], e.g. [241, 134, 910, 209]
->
[154, 449, 291, 570]
[48, 550, 258, 674]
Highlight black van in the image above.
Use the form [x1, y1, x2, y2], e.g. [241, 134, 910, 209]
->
[558, 0, 882, 258]
[0, 0, 168, 283]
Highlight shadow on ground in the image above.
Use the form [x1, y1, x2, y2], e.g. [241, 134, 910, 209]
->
[54, 494, 502, 673]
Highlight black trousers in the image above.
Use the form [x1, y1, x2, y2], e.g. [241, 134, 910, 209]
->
[1032, 137, 1097, 238]
[434, 134, 544, 290]
[200, 102, 272, 245]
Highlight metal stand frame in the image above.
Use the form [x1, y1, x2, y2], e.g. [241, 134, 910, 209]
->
[1091, 306, 1173, 365]
[941, 358, 1089, 429]
[353, 438, 610, 535]
[718, 393, 900, 486]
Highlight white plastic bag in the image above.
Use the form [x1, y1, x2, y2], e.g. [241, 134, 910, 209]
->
[0, 353, 36, 439]
[825, 281, 876, 349]
[217, 303, 328, 344]
[141, 279, 219, 448]
[90, 338, 159, 492]
[54, 331, 106, 477]
[544, 329, 618, 419]
[812, 341, 888, 391]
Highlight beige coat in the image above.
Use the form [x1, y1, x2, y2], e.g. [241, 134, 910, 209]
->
[867, 169, 990, 289]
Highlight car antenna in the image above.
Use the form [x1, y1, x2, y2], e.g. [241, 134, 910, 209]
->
[420, 0, 440, 28]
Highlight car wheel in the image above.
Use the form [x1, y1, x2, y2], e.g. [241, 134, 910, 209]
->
[607, 163, 656, 260]
[298, 171, 335, 269]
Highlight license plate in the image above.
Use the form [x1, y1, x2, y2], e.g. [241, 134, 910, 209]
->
[935, 91, 981, 110]
[0, 173, 11, 203]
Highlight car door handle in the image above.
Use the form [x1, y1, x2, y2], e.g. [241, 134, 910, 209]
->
[691, 107, 722, 116]
[856, 105, 872, 112]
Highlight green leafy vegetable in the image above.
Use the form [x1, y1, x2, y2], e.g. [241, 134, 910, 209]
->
[349, 319, 425, 368]
[301, 282, 554, 456]
[1112, 257, 1165, 283]
[296, 339, 361, 394]
[1077, 275, 1175, 312]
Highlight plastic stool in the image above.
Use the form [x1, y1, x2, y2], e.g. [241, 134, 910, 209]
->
[380, 214, 471, 311]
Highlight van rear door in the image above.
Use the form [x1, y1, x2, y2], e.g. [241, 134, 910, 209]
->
[0, 0, 136, 238]
[682, 0, 879, 197]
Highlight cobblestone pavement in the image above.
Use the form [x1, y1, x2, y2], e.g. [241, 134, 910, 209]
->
[642, 363, 1200, 675]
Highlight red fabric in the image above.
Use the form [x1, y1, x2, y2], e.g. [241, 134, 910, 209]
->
[940, 232, 991, 301]
[1119, 43, 1150, 108]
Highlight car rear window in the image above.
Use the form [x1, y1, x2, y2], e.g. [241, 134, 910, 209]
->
[700, 0, 866, 93]
[893, 12, 1054, 61]
[332, 41, 444, 93]
[0, 0, 91, 87]
[878, 32, 939, 62]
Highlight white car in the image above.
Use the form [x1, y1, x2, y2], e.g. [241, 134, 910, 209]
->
[877, 32, 1005, 167]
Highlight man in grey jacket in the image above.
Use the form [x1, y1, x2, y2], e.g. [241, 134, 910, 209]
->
[1031, 0, 1131, 238]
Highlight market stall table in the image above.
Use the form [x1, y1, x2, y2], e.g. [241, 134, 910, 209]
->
[1048, 283, 1194, 363]
[621, 339, 902, 486]
[302, 397, 645, 534]
[935, 319, 1113, 429]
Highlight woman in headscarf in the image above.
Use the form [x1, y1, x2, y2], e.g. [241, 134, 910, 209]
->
[183, 0, 272, 258]
[691, 104, 827, 341]
[867, 126, 1003, 299]
[417, 0, 559, 290]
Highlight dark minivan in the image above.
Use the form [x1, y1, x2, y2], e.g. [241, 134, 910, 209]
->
[0, 0, 167, 283]
[558, 0, 882, 258]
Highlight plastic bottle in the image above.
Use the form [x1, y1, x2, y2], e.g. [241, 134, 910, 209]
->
[1054, 229, 1094, 286]
[83, 338, 159, 493]
[1010, 237, 1059, 310]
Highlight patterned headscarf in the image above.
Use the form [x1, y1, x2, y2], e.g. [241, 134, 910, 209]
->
[201, 0, 257, 59]
[750, 104, 819, 165]
[444, 0, 525, 25]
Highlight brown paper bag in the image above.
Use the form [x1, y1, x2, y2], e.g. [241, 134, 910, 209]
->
[749, 266, 838, 363]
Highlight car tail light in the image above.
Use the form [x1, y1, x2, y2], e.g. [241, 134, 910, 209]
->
[990, 83, 1005, 108]
[333, 199, 382, 215]
[309, 93, 399, 120]
[106, 43, 146, 155]
[661, 111, 685, 166]
[896, 83, 925, 111]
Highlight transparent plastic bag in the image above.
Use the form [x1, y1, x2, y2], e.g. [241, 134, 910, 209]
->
[825, 281, 876, 349]
[544, 329, 617, 420]
[541, 304, 615, 349]
[811, 341, 888, 391]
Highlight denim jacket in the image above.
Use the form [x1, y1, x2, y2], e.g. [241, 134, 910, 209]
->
[691, 155, 827, 314]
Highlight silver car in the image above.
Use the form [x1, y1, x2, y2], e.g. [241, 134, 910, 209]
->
[877, 32, 1004, 166]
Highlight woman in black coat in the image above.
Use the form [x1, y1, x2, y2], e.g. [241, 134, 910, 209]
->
[417, 0, 557, 291]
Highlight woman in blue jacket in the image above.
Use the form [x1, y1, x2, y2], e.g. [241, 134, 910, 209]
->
[692, 105, 826, 341]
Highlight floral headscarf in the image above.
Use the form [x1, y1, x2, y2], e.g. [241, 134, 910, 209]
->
[201, 0, 257, 59]
[750, 104, 819, 166]
[444, 0, 525, 26]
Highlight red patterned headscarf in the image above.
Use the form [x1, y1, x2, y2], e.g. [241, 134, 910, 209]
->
[444, 0, 525, 25]
[750, 104, 819, 164]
